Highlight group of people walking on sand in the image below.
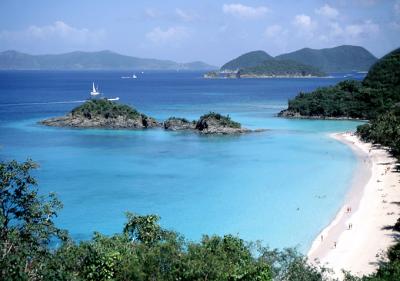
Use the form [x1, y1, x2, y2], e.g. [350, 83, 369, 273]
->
[320, 205, 353, 250]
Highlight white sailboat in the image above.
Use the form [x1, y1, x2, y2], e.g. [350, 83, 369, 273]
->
[89, 82, 119, 101]
[90, 82, 100, 98]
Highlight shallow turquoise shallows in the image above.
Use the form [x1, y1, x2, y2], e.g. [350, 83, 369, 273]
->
[0, 71, 365, 251]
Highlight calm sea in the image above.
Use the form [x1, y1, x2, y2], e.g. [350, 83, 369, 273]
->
[0, 70, 365, 251]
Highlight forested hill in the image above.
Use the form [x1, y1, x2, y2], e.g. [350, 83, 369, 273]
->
[278, 47, 400, 120]
[214, 50, 325, 77]
[0, 50, 217, 70]
[220, 50, 274, 71]
[276, 45, 377, 72]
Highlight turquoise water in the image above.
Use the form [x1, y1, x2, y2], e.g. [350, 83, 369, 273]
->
[0, 71, 364, 251]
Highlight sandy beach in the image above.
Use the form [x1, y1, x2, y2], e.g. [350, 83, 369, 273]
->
[308, 132, 400, 279]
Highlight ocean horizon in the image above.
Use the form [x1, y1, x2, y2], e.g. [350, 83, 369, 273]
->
[0, 70, 365, 252]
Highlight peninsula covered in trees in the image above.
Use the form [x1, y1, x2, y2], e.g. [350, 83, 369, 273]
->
[279, 47, 400, 157]
[278, 48, 400, 120]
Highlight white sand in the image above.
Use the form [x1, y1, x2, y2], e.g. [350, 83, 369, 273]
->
[308, 132, 400, 279]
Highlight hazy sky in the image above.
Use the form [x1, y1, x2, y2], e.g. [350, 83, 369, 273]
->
[0, 0, 399, 65]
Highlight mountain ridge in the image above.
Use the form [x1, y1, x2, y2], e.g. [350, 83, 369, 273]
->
[0, 50, 217, 71]
[275, 45, 377, 72]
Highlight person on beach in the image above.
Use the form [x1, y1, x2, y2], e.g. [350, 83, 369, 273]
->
[321, 235, 323, 241]
[334, 242, 337, 248]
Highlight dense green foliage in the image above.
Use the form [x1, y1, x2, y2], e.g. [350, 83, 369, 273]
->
[219, 50, 325, 77]
[198, 112, 241, 128]
[0, 50, 216, 70]
[276, 45, 377, 72]
[357, 105, 400, 157]
[72, 99, 144, 120]
[0, 160, 67, 280]
[284, 80, 371, 118]
[240, 59, 325, 77]
[1, 159, 335, 281]
[363, 48, 400, 90]
[282, 48, 400, 119]
[221, 50, 273, 71]
[281, 47, 400, 280]
[165, 117, 192, 123]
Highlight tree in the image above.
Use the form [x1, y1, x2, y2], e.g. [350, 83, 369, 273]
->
[0, 159, 67, 280]
[123, 212, 164, 245]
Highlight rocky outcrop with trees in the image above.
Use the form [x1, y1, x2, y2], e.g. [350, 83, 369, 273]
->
[40, 99, 160, 129]
[41, 101, 263, 135]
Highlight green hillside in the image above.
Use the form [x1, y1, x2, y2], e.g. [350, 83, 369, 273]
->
[239, 59, 325, 77]
[220, 50, 273, 71]
[276, 45, 377, 72]
[0, 50, 217, 70]
[279, 48, 400, 119]
[218, 50, 325, 77]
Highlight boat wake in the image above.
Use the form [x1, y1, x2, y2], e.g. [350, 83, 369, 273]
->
[0, 100, 87, 107]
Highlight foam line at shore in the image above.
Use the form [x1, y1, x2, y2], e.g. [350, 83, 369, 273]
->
[308, 132, 400, 279]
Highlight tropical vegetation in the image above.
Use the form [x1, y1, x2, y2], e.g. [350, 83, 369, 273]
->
[218, 50, 325, 77]
[280, 48, 400, 120]
[198, 112, 241, 128]
[279, 47, 400, 280]
[71, 99, 144, 120]
[1, 159, 333, 281]
[275, 45, 377, 72]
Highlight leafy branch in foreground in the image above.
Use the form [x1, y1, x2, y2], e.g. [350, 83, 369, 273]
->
[0, 159, 68, 280]
[1, 159, 334, 281]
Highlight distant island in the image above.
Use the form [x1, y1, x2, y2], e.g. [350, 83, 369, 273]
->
[205, 50, 325, 79]
[205, 45, 377, 79]
[40, 99, 261, 135]
[0, 50, 217, 71]
[275, 45, 377, 73]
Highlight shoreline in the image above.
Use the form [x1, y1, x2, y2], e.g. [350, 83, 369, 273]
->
[308, 132, 400, 278]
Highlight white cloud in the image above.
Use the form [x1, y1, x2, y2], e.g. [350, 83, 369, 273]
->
[146, 26, 189, 43]
[315, 4, 339, 19]
[293, 14, 316, 30]
[344, 20, 379, 38]
[264, 24, 285, 38]
[175, 8, 198, 22]
[322, 20, 379, 43]
[329, 22, 344, 36]
[0, 21, 105, 46]
[222, 3, 269, 19]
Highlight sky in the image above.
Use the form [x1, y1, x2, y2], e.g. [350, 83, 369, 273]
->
[0, 0, 399, 66]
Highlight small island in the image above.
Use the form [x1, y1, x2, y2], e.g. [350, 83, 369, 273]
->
[40, 99, 160, 129]
[41, 101, 262, 135]
[164, 113, 258, 134]
[205, 50, 326, 79]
